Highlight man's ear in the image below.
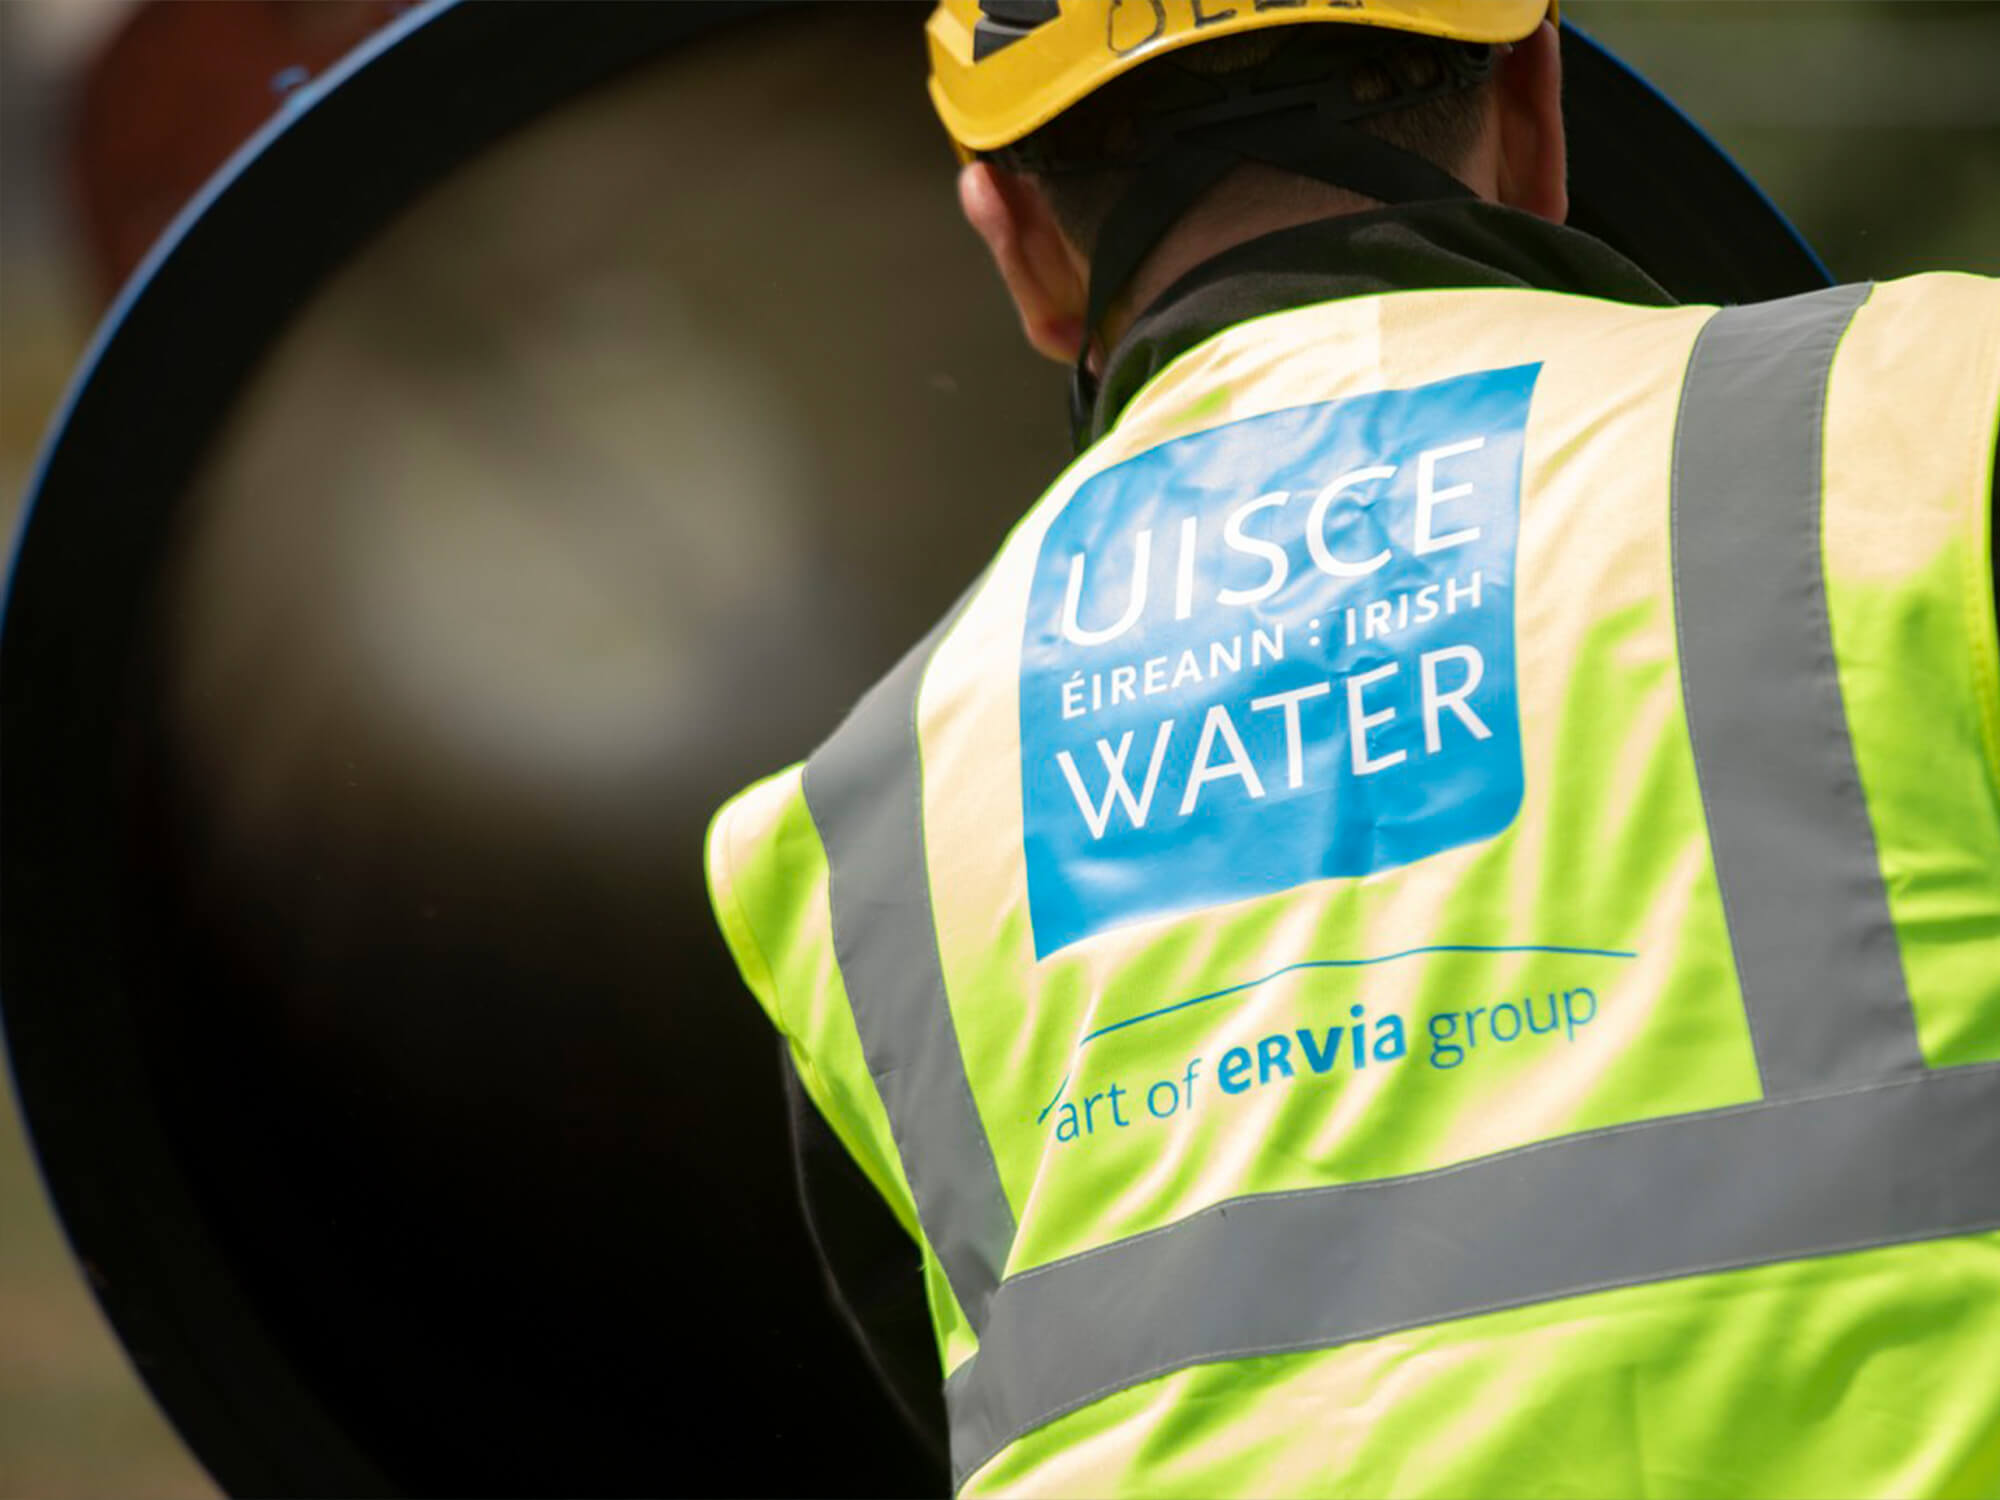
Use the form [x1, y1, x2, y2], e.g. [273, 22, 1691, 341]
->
[958, 162, 1092, 365]
[1493, 19, 1568, 225]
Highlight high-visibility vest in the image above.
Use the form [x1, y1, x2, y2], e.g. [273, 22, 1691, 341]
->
[706, 277, 2000, 1497]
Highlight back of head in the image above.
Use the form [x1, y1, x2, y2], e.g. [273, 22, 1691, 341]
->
[927, 1, 1556, 439]
[1009, 28, 1501, 258]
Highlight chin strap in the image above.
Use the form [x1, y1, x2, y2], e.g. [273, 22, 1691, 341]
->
[1066, 139, 1242, 443]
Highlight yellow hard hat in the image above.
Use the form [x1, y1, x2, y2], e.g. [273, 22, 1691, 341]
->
[929, 0, 1556, 157]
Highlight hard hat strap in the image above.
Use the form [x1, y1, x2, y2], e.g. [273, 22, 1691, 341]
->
[1066, 139, 1241, 443]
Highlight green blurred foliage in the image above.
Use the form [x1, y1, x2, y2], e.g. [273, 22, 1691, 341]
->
[1567, 1, 2000, 280]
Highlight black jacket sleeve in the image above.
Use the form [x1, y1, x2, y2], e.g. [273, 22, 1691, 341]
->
[783, 1046, 949, 1468]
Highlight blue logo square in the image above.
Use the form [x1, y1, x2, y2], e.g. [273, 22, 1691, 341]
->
[1019, 364, 1539, 957]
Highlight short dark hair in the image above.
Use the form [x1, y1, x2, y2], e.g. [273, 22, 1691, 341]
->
[1012, 31, 1496, 254]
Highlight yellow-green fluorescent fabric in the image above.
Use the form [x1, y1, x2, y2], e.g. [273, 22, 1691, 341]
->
[706, 275, 2000, 1497]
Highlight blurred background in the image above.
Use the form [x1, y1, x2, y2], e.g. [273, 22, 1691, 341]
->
[1, 2, 1995, 1495]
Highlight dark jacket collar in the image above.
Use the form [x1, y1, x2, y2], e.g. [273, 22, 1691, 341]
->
[1090, 200, 1674, 441]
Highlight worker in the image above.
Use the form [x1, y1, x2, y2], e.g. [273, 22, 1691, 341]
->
[706, 2, 2000, 1494]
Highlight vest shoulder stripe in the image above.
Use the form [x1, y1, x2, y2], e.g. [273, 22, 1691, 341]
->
[1671, 284, 1924, 1096]
[804, 586, 1017, 1333]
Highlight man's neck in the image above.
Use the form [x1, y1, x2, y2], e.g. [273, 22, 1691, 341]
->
[1091, 167, 1383, 367]
[1081, 199, 1677, 443]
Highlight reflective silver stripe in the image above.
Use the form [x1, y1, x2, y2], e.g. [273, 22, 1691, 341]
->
[1671, 284, 1925, 1095]
[804, 596, 1015, 1331]
[946, 1064, 2000, 1485]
